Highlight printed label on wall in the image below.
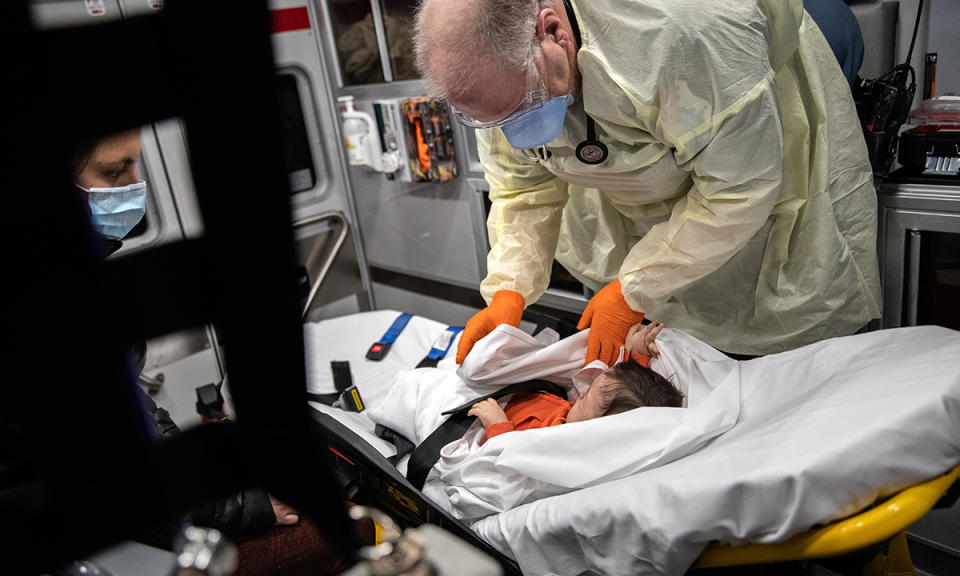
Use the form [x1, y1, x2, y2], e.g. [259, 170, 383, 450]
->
[85, 0, 105, 16]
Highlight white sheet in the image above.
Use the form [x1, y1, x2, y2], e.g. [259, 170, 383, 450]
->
[307, 314, 960, 576]
[464, 326, 960, 575]
[423, 327, 742, 522]
[364, 324, 742, 522]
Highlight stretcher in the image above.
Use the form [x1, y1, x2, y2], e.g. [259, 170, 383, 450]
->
[304, 310, 960, 575]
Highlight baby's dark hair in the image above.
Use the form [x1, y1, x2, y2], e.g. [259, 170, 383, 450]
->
[601, 358, 683, 416]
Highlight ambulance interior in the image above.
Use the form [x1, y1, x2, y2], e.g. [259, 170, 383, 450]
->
[6, 1, 960, 575]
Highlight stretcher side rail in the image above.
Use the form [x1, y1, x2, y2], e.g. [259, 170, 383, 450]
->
[293, 211, 350, 320]
[309, 409, 523, 576]
[694, 465, 960, 568]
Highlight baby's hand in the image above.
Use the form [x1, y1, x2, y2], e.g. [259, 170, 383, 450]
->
[625, 321, 663, 357]
[468, 398, 508, 427]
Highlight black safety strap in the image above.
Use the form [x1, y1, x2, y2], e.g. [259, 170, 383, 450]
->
[440, 379, 568, 416]
[375, 424, 417, 465]
[405, 379, 568, 490]
[305, 390, 340, 405]
[305, 360, 365, 412]
[405, 412, 475, 491]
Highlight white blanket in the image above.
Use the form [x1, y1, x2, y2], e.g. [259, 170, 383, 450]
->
[304, 310, 453, 460]
[368, 324, 960, 576]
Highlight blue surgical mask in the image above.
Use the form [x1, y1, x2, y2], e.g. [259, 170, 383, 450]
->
[500, 94, 573, 150]
[80, 180, 148, 240]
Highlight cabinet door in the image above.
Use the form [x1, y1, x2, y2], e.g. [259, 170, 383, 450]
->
[879, 184, 960, 329]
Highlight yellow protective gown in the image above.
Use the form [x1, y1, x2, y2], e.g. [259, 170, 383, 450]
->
[477, 0, 881, 355]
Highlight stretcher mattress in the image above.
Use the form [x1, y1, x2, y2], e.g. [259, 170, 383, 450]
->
[304, 310, 455, 470]
[304, 311, 960, 576]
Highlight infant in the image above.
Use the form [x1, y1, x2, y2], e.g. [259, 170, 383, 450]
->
[469, 322, 682, 439]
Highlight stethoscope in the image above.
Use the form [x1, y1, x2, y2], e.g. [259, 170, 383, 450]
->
[576, 116, 608, 164]
[529, 0, 608, 165]
[525, 115, 607, 164]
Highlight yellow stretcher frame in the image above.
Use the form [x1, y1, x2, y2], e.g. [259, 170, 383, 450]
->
[694, 465, 960, 570]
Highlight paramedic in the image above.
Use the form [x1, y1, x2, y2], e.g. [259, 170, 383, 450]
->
[69, 129, 371, 574]
[1, 130, 302, 560]
[414, 0, 881, 366]
[469, 322, 680, 439]
[72, 128, 304, 543]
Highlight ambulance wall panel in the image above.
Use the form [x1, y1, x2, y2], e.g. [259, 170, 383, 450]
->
[372, 281, 538, 335]
[351, 169, 486, 289]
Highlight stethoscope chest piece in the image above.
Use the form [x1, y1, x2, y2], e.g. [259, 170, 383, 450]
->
[576, 139, 608, 164]
[577, 114, 608, 164]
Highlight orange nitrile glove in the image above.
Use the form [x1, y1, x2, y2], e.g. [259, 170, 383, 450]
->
[456, 290, 525, 364]
[577, 279, 645, 366]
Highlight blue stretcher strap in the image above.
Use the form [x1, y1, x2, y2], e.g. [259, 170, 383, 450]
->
[416, 326, 463, 368]
[379, 313, 413, 344]
[366, 313, 413, 361]
[427, 326, 463, 359]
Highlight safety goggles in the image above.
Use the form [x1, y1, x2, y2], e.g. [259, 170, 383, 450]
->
[449, 57, 548, 129]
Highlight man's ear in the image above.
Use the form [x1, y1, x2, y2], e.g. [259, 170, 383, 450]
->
[536, 7, 565, 44]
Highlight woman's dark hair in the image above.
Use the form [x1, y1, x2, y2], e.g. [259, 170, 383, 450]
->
[602, 358, 683, 416]
[70, 136, 100, 179]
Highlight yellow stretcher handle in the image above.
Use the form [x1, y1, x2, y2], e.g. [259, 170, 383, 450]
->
[695, 465, 960, 568]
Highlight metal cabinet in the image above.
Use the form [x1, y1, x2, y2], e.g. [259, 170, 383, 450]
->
[877, 176, 960, 329]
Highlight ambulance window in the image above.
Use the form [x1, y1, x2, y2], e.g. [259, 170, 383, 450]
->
[29, 0, 165, 29]
[379, 0, 417, 81]
[276, 73, 316, 194]
[329, 0, 385, 85]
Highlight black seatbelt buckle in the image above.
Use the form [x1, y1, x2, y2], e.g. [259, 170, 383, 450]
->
[329, 360, 363, 412]
[337, 385, 365, 412]
[196, 382, 227, 421]
[365, 341, 393, 361]
[365, 313, 413, 361]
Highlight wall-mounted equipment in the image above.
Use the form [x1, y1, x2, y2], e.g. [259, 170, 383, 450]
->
[898, 95, 960, 177]
[374, 98, 413, 182]
[337, 95, 400, 173]
[853, 0, 925, 175]
[403, 97, 457, 183]
[372, 97, 458, 183]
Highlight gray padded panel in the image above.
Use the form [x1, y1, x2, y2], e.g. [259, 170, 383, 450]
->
[848, 1, 900, 79]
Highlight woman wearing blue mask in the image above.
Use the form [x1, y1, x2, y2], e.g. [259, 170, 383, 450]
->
[72, 128, 148, 251]
[68, 130, 310, 553]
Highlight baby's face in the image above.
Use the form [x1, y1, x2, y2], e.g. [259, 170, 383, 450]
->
[567, 369, 614, 423]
